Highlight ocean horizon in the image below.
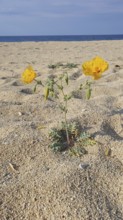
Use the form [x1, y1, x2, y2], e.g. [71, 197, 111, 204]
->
[0, 34, 123, 42]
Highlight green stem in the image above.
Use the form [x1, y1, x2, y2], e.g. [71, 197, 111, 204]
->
[59, 79, 70, 146]
[64, 99, 70, 146]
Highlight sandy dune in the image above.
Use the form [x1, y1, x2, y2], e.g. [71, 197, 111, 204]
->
[0, 40, 123, 219]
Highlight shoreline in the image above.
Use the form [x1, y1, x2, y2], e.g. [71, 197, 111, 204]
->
[0, 34, 123, 43]
[0, 39, 123, 42]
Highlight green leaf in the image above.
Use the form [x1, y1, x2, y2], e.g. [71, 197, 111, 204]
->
[57, 84, 63, 90]
[105, 148, 111, 156]
[33, 83, 37, 92]
[59, 74, 64, 80]
[79, 84, 83, 90]
[50, 91, 55, 97]
[85, 80, 92, 100]
[69, 146, 88, 157]
[67, 95, 72, 100]
[64, 73, 69, 85]
[64, 94, 72, 101]
[44, 87, 49, 100]
[86, 87, 92, 100]
[59, 104, 67, 112]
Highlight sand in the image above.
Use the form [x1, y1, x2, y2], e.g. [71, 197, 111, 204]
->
[0, 40, 123, 219]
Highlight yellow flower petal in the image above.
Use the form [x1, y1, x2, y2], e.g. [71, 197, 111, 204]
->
[21, 66, 37, 83]
[82, 56, 109, 80]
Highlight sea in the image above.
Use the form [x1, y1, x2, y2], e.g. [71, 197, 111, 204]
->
[0, 35, 123, 42]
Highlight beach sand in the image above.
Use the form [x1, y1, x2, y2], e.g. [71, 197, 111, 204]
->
[0, 40, 123, 219]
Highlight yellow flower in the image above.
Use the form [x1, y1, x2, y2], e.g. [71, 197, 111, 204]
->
[21, 66, 37, 83]
[82, 56, 109, 80]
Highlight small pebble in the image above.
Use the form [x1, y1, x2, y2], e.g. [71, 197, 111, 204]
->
[81, 108, 86, 112]
[18, 112, 22, 116]
[79, 163, 90, 170]
[8, 163, 17, 173]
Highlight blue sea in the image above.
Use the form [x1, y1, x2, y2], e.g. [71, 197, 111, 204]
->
[0, 35, 123, 42]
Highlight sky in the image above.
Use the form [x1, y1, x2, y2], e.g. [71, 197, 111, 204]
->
[0, 0, 123, 36]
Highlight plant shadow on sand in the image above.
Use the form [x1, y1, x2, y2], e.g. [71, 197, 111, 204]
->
[93, 122, 123, 141]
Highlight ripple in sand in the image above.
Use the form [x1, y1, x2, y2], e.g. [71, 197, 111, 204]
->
[69, 70, 82, 80]
[12, 81, 22, 86]
[20, 88, 33, 94]
[113, 64, 122, 73]
[1, 77, 7, 79]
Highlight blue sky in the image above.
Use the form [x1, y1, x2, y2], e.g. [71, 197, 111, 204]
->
[0, 0, 123, 35]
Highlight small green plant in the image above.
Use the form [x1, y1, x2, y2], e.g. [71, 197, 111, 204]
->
[76, 132, 96, 146]
[49, 122, 80, 152]
[49, 123, 96, 155]
[69, 132, 96, 156]
[44, 72, 73, 146]
[21, 56, 109, 154]
[69, 146, 88, 157]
